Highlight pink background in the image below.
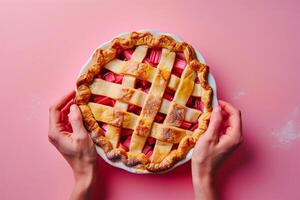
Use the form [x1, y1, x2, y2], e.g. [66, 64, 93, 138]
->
[1, 0, 300, 199]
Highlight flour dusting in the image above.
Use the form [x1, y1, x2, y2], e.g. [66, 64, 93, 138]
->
[233, 91, 247, 100]
[26, 95, 42, 121]
[273, 106, 300, 146]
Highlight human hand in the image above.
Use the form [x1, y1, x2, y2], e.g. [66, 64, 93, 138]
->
[48, 91, 98, 200]
[192, 100, 243, 200]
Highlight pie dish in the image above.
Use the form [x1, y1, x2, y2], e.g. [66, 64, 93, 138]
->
[75, 30, 217, 173]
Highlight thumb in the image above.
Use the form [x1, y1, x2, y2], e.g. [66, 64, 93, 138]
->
[205, 105, 223, 139]
[68, 104, 86, 133]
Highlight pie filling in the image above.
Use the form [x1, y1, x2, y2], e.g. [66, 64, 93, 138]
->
[88, 48, 203, 158]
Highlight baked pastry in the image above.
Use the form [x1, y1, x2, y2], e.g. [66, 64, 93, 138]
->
[75, 31, 214, 173]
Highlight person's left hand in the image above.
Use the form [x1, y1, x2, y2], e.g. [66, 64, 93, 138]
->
[48, 90, 98, 181]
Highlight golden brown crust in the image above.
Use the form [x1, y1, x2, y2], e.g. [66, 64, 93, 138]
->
[118, 88, 135, 102]
[157, 126, 185, 143]
[165, 102, 186, 126]
[135, 120, 151, 137]
[75, 85, 91, 105]
[122, 62, 151, 80]
[75, 31, 213, 173]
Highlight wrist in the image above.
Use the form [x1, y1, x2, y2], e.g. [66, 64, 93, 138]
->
[192, 170, 213, 188]
[192, 159, 213, 177]
[192, 175, 215, 200]
[73, 161, 98, 185]
[192, 163, 216, 200]
[70, 162, 98, 200]
[192, 161, 214, 188]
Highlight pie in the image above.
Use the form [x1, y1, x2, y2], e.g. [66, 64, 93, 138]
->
[75, 31, 214, 173]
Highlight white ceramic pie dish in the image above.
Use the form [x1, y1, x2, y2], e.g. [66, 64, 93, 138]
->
[78, 29, 218, 174]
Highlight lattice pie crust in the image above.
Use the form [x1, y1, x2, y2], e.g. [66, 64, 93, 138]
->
[75, 32, 213, 172]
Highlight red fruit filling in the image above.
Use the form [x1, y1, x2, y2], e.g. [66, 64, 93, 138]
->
[172, 67, 183, 77]
[190, 123, 199, 131]
[174, 58, 187, 70]
[100, 122, 108, 132]
[119, 143, 129, 151]
[180, 121, 192, 130]
[186, 96, 195, 108]
[127, 104, 142, 115]
[116, 47, 135, 61]
[142, 145, 152, 155]
[144, 57, 151, 66]
[123, 49, 134, 60]
[163, 87, 175, 101]
[179, 121, 198, 131]
[154, 113, 166, 123]
[122, 128, 133, 136]
[92, 95, 116, 107]
[149, 49, 161, 65]
[135, 79, 151, 93]
[114, 74, 123, 84]
[143, 48, 162, 67]
[195, 97, 204, 110]
[147, 137, 156, 145]
[103, 71, 116, 82]
[143, 138, 156, 158]
[171, 143, 179, 150]
[176, 52, 185, 60]
[146, 150, 153, 158]
[186, 96, 203, 111]
[119, 135, 131, 151]
[98, 68, 123, 84]
[172, 55, 187, 77]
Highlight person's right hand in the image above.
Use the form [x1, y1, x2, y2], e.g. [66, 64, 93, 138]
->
[191, 100, 243, 200]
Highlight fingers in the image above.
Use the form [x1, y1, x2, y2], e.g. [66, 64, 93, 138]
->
[205, 105, 223, 139]
[218, 100, 242, 134]
[219, 100, 240, 116]
[49, 91, 76, 143]
[217, 100, 243, 148]
[49, 91, 76, 126]
[68, 104, 87, 135]
[52, 90, 76, 111]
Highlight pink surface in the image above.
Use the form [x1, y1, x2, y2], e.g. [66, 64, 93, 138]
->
[0, 0, 300, 199]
